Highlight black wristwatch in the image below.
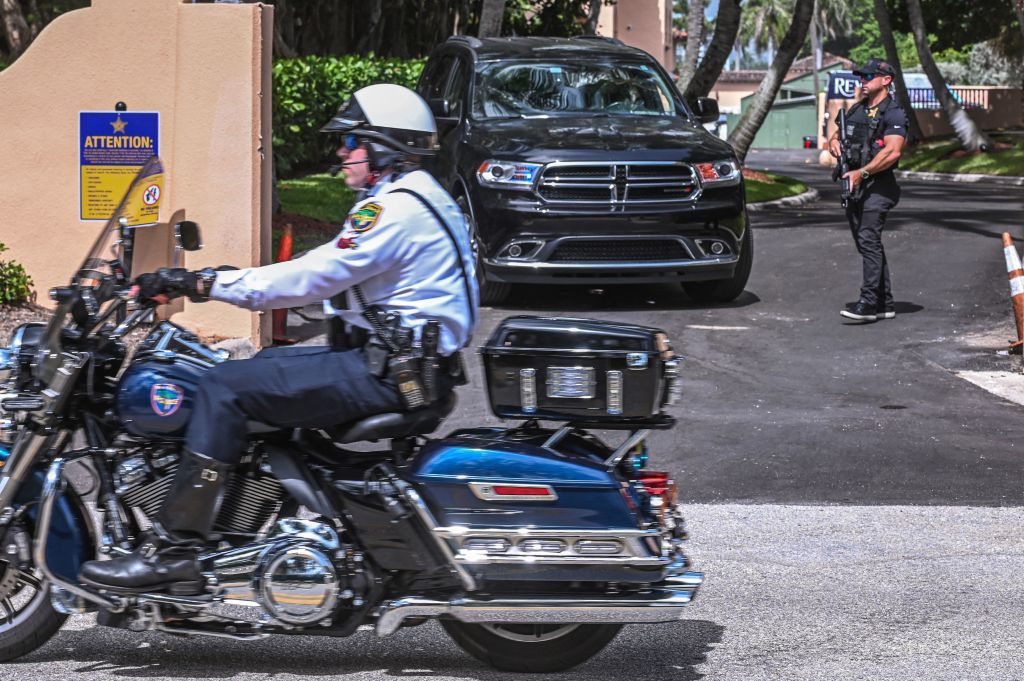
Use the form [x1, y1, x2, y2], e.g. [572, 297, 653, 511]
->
[193, 267, 219, 300]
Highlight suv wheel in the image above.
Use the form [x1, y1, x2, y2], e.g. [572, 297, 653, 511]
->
[682, 226, 753, 304]
[457, 195, 511, 306]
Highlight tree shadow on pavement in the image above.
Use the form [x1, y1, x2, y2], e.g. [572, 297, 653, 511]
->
[20, 619, 725, 680]
[493, 283, 761, 313]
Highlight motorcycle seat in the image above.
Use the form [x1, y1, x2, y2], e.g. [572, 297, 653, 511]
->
[325, 392, 457, 444]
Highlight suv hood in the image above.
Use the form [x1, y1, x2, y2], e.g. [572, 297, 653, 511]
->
[467, 114, 735, 160]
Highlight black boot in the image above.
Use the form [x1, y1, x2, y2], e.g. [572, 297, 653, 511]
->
[80, 451, 233, 594]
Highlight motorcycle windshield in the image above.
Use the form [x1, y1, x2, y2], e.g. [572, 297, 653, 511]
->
[36, 156, 170, 380]
[76, 155, 166, 291]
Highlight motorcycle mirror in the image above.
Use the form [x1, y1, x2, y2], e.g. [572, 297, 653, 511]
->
[175, 221, 203, 251]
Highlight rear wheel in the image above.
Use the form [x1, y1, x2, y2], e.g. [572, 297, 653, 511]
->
[0, 521, 68, 662]
[441, 620, 622, 672]
[682, 226, 753, 304]
[456, 195, 511, 306]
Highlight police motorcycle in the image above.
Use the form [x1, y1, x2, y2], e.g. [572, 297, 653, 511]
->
[0, 158, 701, 672]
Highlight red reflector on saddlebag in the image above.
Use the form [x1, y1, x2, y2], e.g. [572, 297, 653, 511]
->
[469, 482, 558, 501]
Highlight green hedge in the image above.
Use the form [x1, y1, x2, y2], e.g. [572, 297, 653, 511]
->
[274, 55, 426, 177]
[0, 243, 33, 305]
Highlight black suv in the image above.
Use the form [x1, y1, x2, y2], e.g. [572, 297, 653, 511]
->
[417, 36, 750, 305]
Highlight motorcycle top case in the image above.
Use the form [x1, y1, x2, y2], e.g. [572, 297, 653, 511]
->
[481, 316, 681, 425]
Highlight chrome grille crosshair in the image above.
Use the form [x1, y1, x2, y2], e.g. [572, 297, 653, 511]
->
[537, 161, 700, 210]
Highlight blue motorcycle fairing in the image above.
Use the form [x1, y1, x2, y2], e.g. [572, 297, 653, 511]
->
[407, 429, 641, 530]
[0, 445, 96, 582]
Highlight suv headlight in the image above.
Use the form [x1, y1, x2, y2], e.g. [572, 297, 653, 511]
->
[477, 160, 542, 190]
[694, 159, 741, 187]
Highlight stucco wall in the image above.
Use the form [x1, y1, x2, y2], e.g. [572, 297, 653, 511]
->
[597, 0, 675, 73]
[914, 88, 1023, 138]
[0, 0, 271, 345]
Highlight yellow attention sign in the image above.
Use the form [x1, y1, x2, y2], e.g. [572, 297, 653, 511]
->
[120, 169, 163, 227]
[80, 112, 161, 224]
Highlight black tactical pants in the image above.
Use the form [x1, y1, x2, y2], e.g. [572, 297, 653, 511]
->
[846, 174, 901, 308]
[185, 345, 405, 463]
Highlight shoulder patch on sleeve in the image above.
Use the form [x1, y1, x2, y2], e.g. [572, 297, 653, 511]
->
[349, 202, 384, 232]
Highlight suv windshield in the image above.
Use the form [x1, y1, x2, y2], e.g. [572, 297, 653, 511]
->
[473, 60, 680, 119]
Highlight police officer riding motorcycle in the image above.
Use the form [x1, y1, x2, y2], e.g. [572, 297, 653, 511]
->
[0, 85, 702, 672]
[80, 83, 479, 593]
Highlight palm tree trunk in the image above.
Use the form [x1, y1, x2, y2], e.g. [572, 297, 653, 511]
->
[1015, 0, 1024, 41]
[727, 0, 814, 162]
[478, 0, 506, 38]
[679, 0, 705, 89]
[684, 0, 742, 101]
[905, 0, 991, 151]
[874, 0, 923, 143]
[0, 0, 30, 57]
[810, 10, 820, 103]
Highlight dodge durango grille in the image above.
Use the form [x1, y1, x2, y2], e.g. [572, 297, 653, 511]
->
[537, 162, 699, 210]
[550, 239, 691, 263]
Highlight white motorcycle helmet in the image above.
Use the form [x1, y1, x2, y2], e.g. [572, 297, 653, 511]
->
[321, 84, 439, 170]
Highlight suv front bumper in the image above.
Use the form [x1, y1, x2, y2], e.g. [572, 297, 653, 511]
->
[470, 184, 747, 286]
[484, 234, 739, 285]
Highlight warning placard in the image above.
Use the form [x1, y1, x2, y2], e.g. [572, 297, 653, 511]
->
[80, 111, 160, 225]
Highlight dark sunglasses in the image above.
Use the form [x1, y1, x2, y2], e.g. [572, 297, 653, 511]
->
[343, 134, 360, 151]
[858, 73, 877, 82]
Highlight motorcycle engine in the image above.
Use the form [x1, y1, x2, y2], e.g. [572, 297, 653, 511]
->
[114, 447, 285, 537]
[205, 518, 366, 627]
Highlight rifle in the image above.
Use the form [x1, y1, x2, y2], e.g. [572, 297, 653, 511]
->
[831, 108, 854, 208]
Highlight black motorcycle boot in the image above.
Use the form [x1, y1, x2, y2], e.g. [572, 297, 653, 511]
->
[79, 451, 233, 595]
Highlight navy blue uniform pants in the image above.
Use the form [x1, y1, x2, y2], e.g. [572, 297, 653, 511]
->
[846, 174, 901, 308]
[185, 345, 404, 463]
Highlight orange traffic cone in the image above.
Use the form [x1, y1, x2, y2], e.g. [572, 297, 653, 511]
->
[272, 224, 297, 345]
[1002, 232, 1024, 354]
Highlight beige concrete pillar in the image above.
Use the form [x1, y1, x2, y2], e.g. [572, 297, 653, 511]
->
[0, 0, 272, 346]
[596, 0, 675, 73]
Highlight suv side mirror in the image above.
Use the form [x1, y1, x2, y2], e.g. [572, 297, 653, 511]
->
[429, 98, 452, 117]
[429, 97, 459, 129]
[694, 97, 720, 125]
[175, 221, 203, 251]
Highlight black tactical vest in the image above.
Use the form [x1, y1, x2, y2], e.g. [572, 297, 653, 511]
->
[843, 97, 893, 170]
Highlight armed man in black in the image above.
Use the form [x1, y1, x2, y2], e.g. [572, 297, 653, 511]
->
[829, 58, 909, 323]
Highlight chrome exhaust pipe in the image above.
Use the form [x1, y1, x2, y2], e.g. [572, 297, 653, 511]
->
[376, 572, 703, 637]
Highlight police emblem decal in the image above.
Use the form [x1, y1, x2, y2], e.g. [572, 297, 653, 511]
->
[336, 236, 359, 250]
[350, 202, 383, 232]
[150, 383, 184, 417]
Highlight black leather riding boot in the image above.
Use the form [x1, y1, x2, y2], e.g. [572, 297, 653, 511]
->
[79, 451, 233, 594]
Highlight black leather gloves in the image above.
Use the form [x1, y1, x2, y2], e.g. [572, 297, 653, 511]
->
[135, 267, 219, 304]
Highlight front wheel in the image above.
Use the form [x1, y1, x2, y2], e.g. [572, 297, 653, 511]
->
[441, 620, 622, 672]
[682, 225, 753, 304]
[0, 521, 68, 662]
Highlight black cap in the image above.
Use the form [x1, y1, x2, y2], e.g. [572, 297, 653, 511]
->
[852, 58, 896, 78]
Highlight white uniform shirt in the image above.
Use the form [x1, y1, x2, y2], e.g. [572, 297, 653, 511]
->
[211, 169, 479, 355]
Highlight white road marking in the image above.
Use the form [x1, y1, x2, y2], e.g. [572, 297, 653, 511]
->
[956, 370, 1024, 407]
[686, 325, 750, 331]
